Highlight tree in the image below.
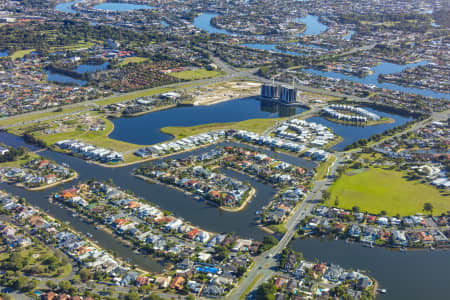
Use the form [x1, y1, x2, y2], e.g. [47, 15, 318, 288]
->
[352, 206, 360, 213]
[125, 292, 140, 300]
[79, 268, 92, 282]
[322, 190, 331, 201]
[334, 196, 339, 206]
[255, 281, 276, 300]
[423, 202, 433, 214]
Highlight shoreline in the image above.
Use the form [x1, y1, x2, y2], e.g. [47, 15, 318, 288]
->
[135, 174, 256, 213]
[25, 172, 78, 191]
[220, 187, 256, 212]
[321, 115, 395, 126]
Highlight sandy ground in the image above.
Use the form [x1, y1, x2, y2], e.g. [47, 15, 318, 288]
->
[191, 81, 261, 106]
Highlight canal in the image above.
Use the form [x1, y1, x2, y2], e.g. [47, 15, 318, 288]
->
[291, 238, 450, 300]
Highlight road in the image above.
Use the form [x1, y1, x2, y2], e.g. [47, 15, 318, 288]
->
[229, 153, 343, 299]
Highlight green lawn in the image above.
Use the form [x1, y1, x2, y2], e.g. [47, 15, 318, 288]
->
[0, 152, 40, 168]
[31, 114, 142, 153]
[119, 56, 149, 66]
[161, 118, 285, 139]
[170, 69, 225, 80]
[327, 167, 449, 216]
[10, 49, 35, 60]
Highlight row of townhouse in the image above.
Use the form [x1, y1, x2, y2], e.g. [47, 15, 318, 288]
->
[135, 130, 225, 158]
[54, 140, 123, 162]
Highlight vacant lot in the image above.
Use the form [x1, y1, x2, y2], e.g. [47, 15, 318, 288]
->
[161, 117, 285, 139]
[170, 69, 224, 80]
[327, 167, 449, 216]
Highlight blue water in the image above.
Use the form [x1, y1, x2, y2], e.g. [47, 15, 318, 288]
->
[93, 3, 153, 12]
[72, 62, 109, 73]
[46, 71, 88, 86]
[240, 43, 302, 56]
[193, 12, 232, 35]
[344, 30, 355, 41]
[303, 61, 450, 100]
[161, 20, 169, 27]
[306, 107, 413, 151]
[193, 13, 328, 56]
[55, 0, 78, 13]
[0, 50, 8, 57]
[109, 98, 307, 145]
[297, 15, 327, 36]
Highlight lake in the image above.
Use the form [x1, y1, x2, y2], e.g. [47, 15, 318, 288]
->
[303, 61, 450, 100]
[0, 50, 8, 57]
[291, 238, 450, 300]
[46, 70, 88, 86]
[93, 2, 153, 12]
[109, 98, 307, 145]
[54, 0, 79, 13]
[306, 107, 413, 151]
[46, 62, 109, 86]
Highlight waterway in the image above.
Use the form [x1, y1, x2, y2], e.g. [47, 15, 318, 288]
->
[46, 71, 88, 86]
[55, 1, 78, 13]
[306, 107, 413, 151]
[291, 238, 450, 300]
[0, 50, 8, 57]
[302, 61, 450, 100]
[193, 13, 328, 56]
[93, 3, 153, 11]
[109, 97, 307, 145]
[72, 62, 109, 73]
[0, 134, 448, 298]
[46, 62, 109, 86]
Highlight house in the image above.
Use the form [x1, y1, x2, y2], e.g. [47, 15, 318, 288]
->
[135, 276, 150, 286]
[313, 263, 327, 275]
[202, 284, 224, 298]
[323, 264, 344, 282]
[155, 276, 172, 289]
[170, 276, 185, 290]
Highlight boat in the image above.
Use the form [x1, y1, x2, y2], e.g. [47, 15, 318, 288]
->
[400, 247, 407, 252]
[86, 233, 93, 238]
[377, 288, 387, 294]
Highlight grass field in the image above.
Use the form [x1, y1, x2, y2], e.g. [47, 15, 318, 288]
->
[0, 107, 86, 128]
[94, 82, 202, 106]
[10, 49, 35, 60]
[0, 152, 40, 168]
[161, 118, 285, 139]
[327, 167, 449, 216]
[170, 69, 225, 80]
[49, 41, 95, 52]
[315, 154, 336, 181]
[119, 56, 149, 66]
[30, 114, 142, 154]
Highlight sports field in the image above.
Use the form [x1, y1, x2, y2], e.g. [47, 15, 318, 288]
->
[327, 167, 449, 216]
